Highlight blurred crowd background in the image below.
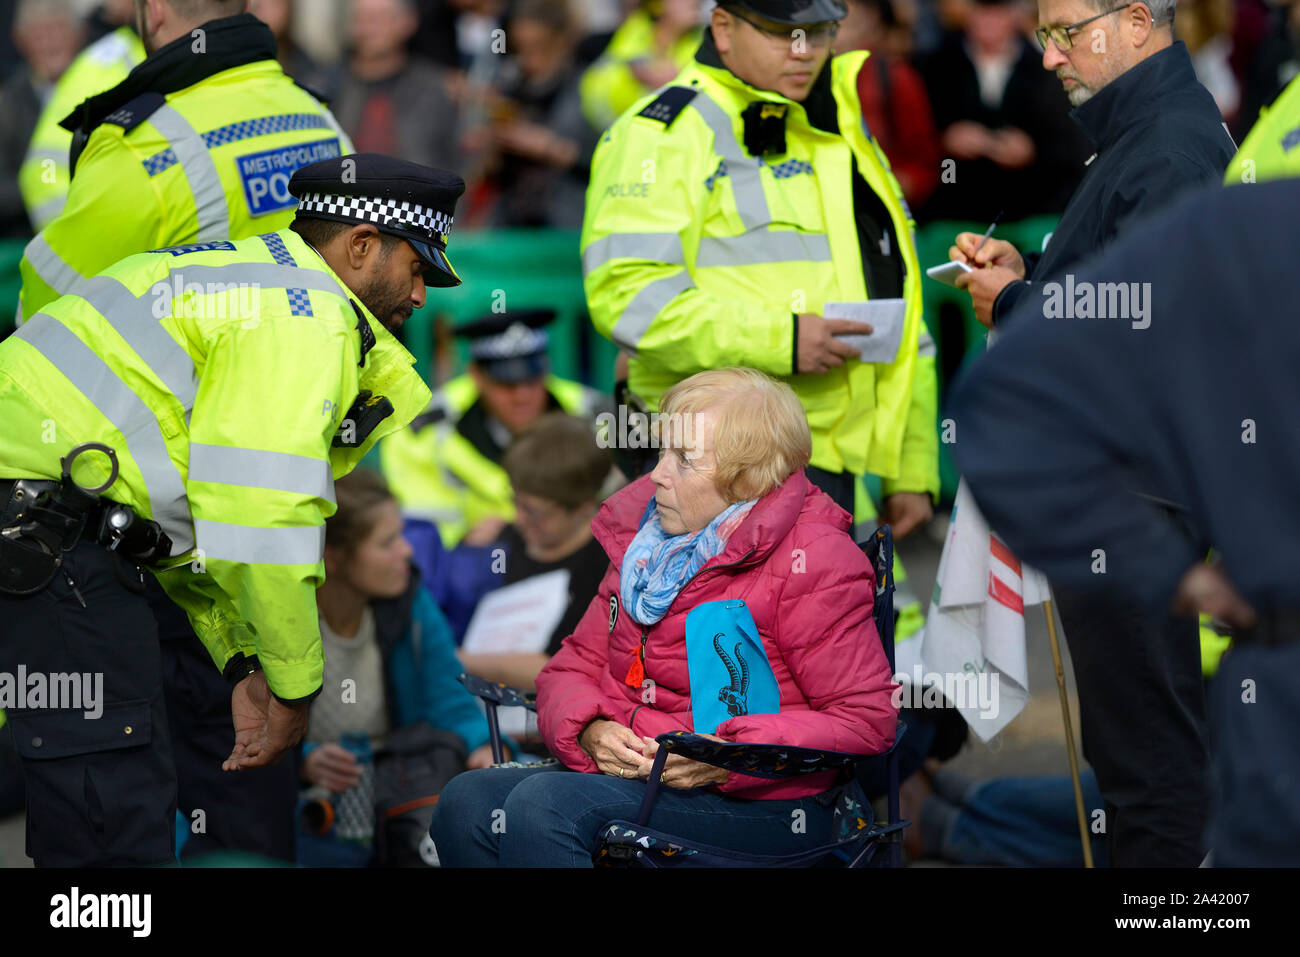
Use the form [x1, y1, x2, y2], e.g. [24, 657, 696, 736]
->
[4, 0, 1295, 237]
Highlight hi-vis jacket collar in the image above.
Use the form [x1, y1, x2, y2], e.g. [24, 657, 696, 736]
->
[60, 13, 277, 135]
[280, 229, 430, 450]
[692, 28, 841, 135]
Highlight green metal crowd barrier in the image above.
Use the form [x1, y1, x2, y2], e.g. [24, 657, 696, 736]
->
[398, 229, 620, 395]
[0, 239, 26, 338]
[1, 221, 1064, 505]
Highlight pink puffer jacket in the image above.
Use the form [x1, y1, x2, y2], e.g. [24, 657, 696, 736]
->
[536, 471, 898, 800]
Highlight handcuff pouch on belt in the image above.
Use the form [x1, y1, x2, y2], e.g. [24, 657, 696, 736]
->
[0, 443, 171, 596]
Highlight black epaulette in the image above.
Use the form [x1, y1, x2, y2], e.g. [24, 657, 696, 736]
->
[292, 78, 331, 105]
[409, 407, 447, 433]
[69, 91, 166, 176]
[101, 91, 167, 133]
[637, 86, 699, 129]
[350, 300, 375, 367]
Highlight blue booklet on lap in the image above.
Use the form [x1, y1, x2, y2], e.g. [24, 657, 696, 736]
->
[685, 600, 780, 734]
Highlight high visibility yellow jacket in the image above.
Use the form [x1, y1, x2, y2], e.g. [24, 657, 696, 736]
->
[381, 373, 609, 548]
[19, 26, 145, 231]
[0, 230, 431, 700]
[579, 8, 702, 134]
[19, 13, 351, 324]
[1225, 73, 1300, 185]
[582, 38, 939, 494]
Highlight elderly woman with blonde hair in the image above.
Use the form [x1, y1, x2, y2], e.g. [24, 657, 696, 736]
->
[429, 368, 898, 866]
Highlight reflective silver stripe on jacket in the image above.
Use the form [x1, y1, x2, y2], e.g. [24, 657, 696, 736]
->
[917, 330, 936, 358]
[189, 444, 335, 503]
[168, 263, 353, 303]
[29, 196, 66, 228]
[23, 147, 67, 165]
[73, 275, 198, 406]
[193, 518, 324, 566]
[696, 230, 831, 268]
[610, 271, 695, 353]
[582, 233, 686, 275]
[316, 104, 354, 153]
[149, 105, 230, 242]
[14, 315, 194, 554]
[23, 233, 85, 299]
[687, 92, 771, 230]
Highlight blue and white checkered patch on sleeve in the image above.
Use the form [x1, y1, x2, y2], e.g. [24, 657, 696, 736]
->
[286, 287, 313, 316]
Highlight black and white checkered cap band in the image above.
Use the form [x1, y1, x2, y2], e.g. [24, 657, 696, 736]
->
[471, 322, 549, 360]
[296, 193, 454, 242]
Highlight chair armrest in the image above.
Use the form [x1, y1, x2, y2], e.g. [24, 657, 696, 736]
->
[457, 673, 537, 712]
[651, 731, 876, 780]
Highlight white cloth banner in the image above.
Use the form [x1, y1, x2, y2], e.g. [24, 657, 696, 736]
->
[897, 479, 1051, 741]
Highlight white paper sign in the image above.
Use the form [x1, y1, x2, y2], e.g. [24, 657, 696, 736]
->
[897, 480, 1052, 742]
[461, 569, 571, 655]
[823, 299, 907, 364]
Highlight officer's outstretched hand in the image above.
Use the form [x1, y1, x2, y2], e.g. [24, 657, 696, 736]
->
[797, 314, 873, 375]
[223, 672, 310, 771]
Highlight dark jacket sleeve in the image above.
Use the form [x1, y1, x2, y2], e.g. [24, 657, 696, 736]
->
[1102, 147, 1230, 243]
[948, 233, 1206, 609]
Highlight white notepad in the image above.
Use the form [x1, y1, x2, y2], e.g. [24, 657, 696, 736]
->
[824, 299, 907, 364]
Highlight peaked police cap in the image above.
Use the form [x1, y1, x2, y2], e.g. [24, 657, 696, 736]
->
[719, 0, 848, 25]
[289, 153, 466, 287]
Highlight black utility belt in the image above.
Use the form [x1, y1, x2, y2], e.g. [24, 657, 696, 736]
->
[0, 476, 172, 596]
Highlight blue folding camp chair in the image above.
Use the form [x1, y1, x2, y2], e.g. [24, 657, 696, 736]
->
[459, 524, 909, 867]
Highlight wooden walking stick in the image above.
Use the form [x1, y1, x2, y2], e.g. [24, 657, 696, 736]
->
[1043, 596, 1094, 868]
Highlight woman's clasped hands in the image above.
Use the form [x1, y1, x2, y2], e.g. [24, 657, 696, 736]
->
[579, 718, 729, 789]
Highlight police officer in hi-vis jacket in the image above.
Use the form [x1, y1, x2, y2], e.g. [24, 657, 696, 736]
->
[581, 0, 939, 533]
[0, 155, 459, 866]
[12, 0, 359, 864]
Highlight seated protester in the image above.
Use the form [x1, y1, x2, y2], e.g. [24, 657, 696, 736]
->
[456, 412, 619, 691]
[430, 368, 898, 867]
[299, 470, 497, 867]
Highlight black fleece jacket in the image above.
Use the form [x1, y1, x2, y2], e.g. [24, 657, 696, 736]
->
[992, 41, 1236, 326]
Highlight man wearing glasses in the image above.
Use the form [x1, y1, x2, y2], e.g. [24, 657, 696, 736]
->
[949, 0, 1235, 868]
[582, 0, 940, 542]
[951, 0, 1234, 327]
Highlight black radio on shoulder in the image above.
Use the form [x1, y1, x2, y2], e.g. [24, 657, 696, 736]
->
[741, 101, 788, 157]
[334, 390, 394, 447]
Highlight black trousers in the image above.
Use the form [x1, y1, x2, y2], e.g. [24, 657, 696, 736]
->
[0, 721, 24, 816]
[804, 466, 856, 517]
[1053, 585, 1210, 867]
[0, 539, 176, 866]
[149, 580, 299, 864]
[1208, 639, 1300, 865]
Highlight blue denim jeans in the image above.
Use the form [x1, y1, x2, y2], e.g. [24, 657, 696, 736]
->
[921, 768, 1108, 867]
[429, 763, 838, 867]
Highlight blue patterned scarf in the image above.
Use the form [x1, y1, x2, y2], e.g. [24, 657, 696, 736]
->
[620, 497, 757, 626]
